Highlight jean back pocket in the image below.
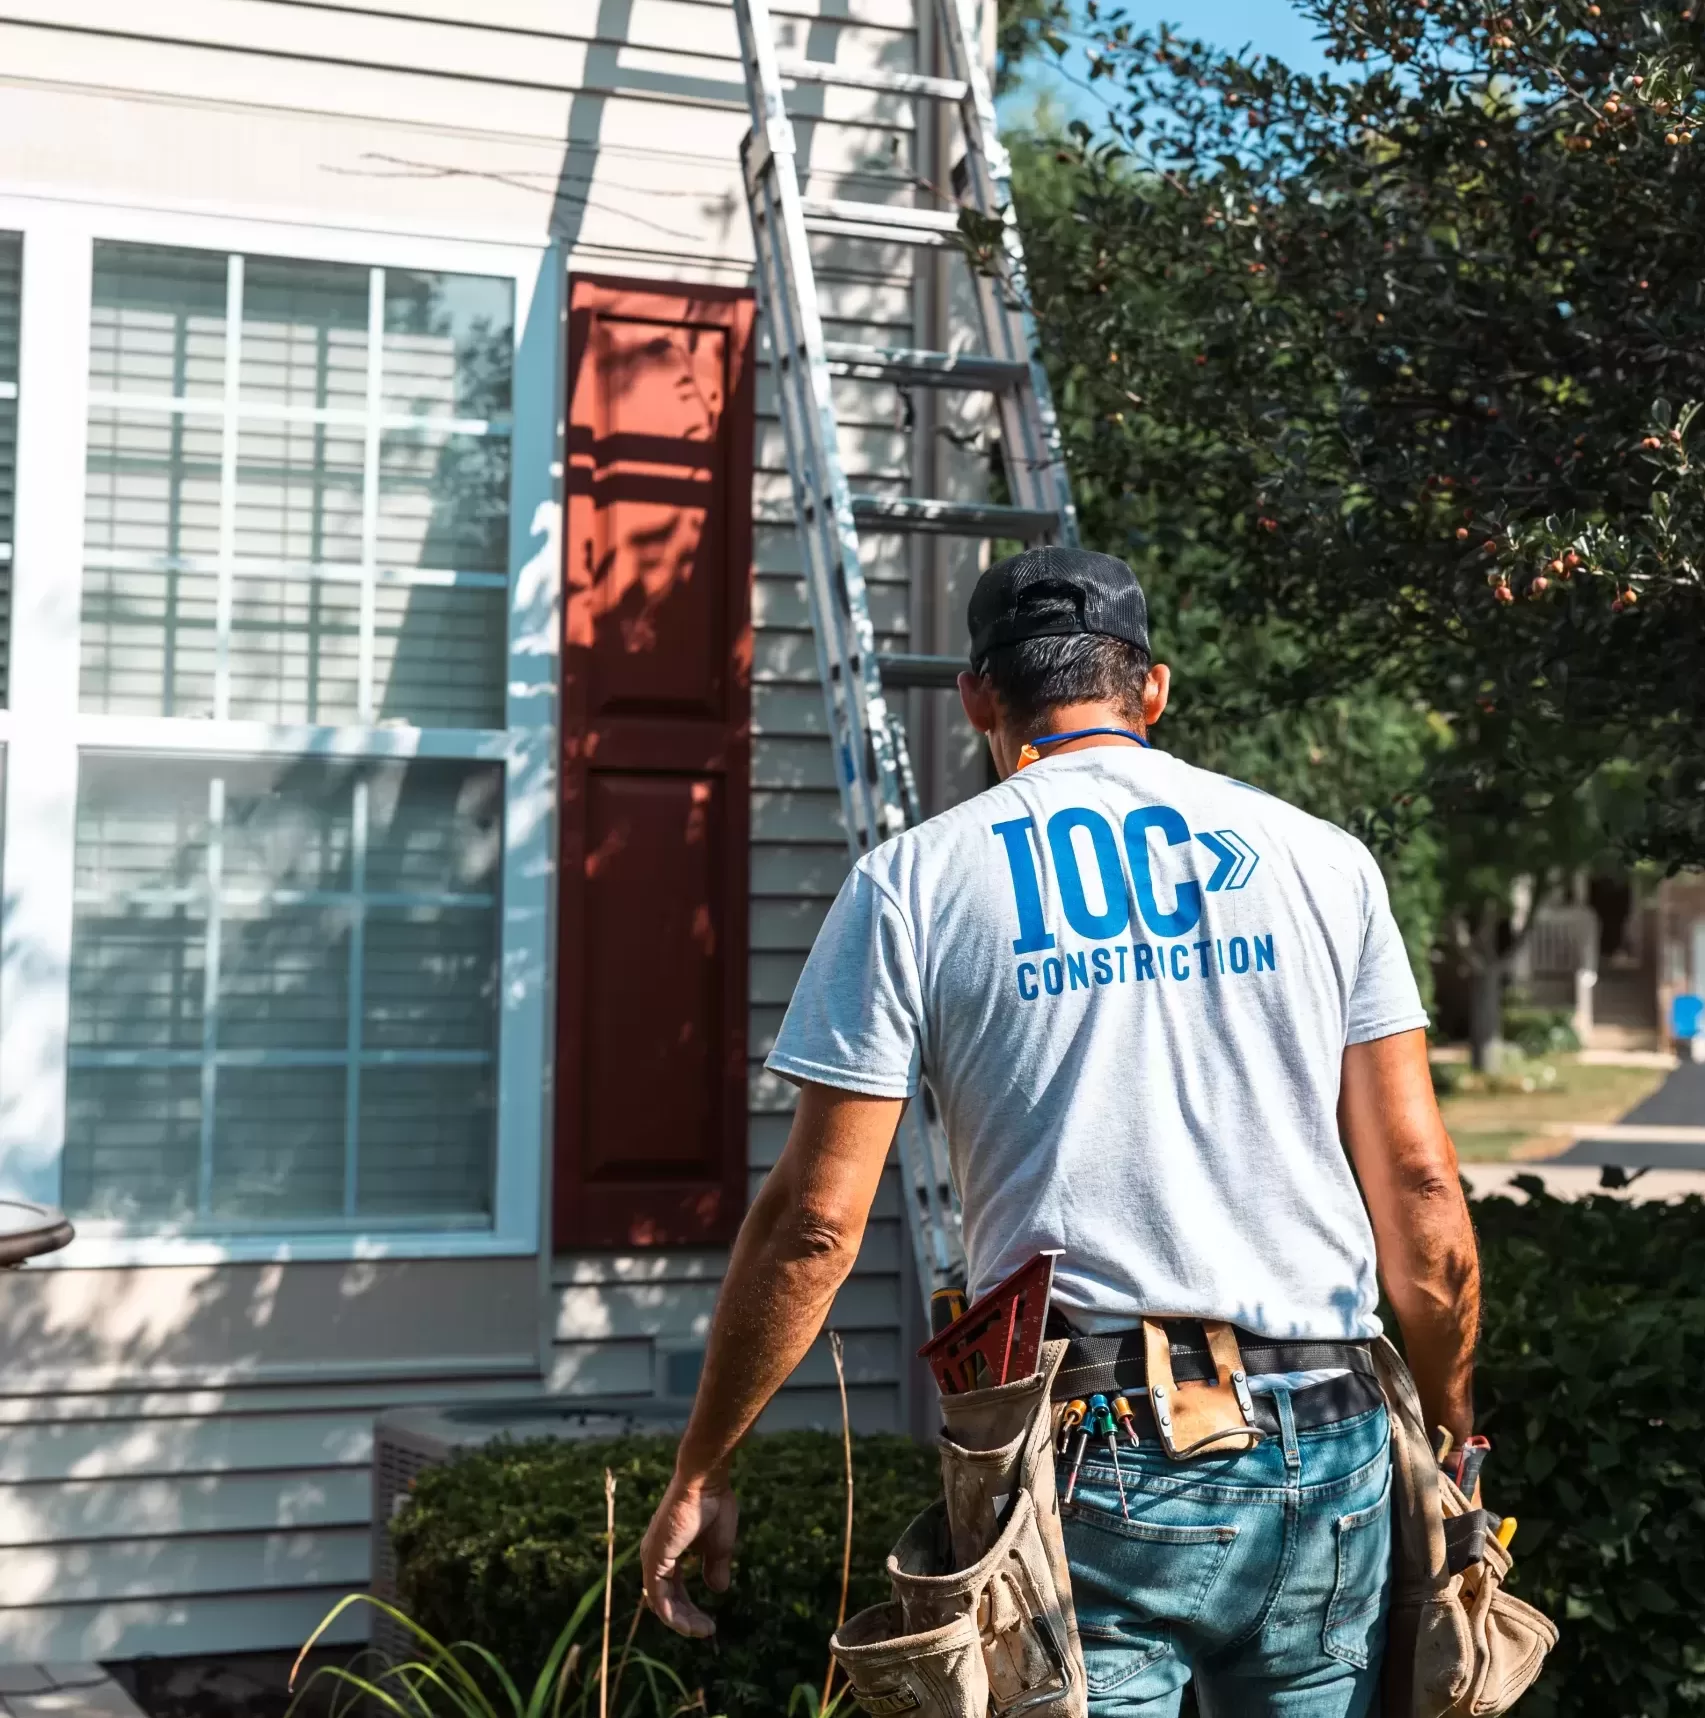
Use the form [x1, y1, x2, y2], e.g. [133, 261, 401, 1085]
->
[1064, 1502, 1238, 1694]
[1323, 1464, 1393, 1669]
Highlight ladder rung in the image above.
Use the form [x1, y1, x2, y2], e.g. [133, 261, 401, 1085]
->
[776, 59, 969, 101]
[878, 653, 965, 690]
[850, 495, 1058, 538]
[800, 199, 962, 246]
[823, 342, 1027, 389]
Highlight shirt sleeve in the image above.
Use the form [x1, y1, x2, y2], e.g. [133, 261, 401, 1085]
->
[766, 863, 924, 1099]
[1345, 850, 1430, 1046]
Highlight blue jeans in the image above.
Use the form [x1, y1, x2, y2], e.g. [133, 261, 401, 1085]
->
[1060, 1394, 1392, 1718]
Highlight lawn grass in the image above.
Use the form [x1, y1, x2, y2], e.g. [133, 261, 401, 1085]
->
[1432, 1054, 1670, 1162]
[1450, 1129, 1547, 1162]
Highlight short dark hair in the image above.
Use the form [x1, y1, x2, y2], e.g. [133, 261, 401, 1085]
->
[976, 632, 1152, 730]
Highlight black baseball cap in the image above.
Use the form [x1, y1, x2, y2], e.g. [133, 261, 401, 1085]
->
[967, 546, 1150, 669]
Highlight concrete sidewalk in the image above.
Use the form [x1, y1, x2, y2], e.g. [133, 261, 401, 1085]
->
[0, 1668, 146, 1718]
[1462, 1161, 1705, 1202]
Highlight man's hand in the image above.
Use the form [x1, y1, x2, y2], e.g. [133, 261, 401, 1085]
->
[641, 1470, 740, 1639]
[638, 1084, 902, 1638]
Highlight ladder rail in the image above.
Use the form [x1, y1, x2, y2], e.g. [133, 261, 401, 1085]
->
[735, 0, 1079, 1309]
[736, 0, 911, 855]
[736, 0, 964, 1303]
[934, 0, 1078, 540]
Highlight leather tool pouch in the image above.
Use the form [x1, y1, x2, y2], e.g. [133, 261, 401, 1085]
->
[1142, 1318, 1261, 1460]
[887, 1492, 1075, 1717]
[1372, 1337, 1558, 1717]
[831, 1602, 988, 1718]
[834, 1338, 1086, 1718]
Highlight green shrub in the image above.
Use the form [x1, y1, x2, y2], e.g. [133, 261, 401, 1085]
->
[391, 1431, 939, 1716]
[1502, 1005, 1582, 1059]
[1472, 1188, 1705, 1717]
[393, 1194, 1704, 1716]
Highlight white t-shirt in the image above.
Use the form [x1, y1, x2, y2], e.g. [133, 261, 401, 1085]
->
[766, 744, 1428, 1341]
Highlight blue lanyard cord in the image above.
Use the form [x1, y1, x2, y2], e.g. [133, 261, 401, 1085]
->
[1027, 726, 1150, 750]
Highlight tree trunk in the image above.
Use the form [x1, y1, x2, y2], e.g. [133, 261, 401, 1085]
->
[1468, 900, 1504, 1072]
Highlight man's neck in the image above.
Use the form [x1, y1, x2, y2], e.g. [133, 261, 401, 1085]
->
[996, 703, 1147, 779]
[1024, 703, 1147, 748]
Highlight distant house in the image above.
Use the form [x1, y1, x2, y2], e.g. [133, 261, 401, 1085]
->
[0, 0, 978, 1660]
[1657, 874, 1705, 1047]
[1435, 874, 1705, 1052]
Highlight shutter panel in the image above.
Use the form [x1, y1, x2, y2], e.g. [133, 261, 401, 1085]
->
[554, 278, 755, 1250]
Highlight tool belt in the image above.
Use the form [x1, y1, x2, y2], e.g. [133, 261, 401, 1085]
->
[1371, 1337, 1557, 1718]
[1053, 1317, 1378, 1459]
[832, 1313, 1554, 1718]
[831, 1338, 1087, 1718]
[1052, 1320, 1378, 1397]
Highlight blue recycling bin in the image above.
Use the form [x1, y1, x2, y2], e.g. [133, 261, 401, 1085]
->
[1672, 993, 1705, 1042]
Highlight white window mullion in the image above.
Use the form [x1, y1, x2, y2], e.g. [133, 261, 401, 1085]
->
[358, 266, 383, 723]
[340, 262, 385, 1219]
[213, 254, 244, 721]
[342, 774, 369, 1217]
[0, 218, 92, 1207]
[494, 247, 558, 1251]
[197, 773, 226, 1216]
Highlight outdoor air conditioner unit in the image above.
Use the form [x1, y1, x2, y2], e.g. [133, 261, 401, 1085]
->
[370, 1399, 686, 1665]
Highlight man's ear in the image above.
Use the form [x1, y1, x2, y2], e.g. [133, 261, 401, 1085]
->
[1143, 663, 1172, 728]
[958, 670, 998, 735]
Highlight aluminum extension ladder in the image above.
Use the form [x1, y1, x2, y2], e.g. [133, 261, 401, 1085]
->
[732, 0, 1079, 1315]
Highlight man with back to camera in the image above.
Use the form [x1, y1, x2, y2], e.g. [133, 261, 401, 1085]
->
[640, 547, 1480, 1717]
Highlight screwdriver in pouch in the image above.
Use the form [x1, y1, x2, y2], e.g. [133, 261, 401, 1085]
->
[1085, 1393, 1130, 1518]
[1057, 1398, 1087, 1457]
[1062, 1399, 1093, 1503]
[1112, 1395, 1140, 1447]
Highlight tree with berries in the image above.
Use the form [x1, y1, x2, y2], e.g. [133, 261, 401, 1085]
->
[992, 0, 1705, 1058]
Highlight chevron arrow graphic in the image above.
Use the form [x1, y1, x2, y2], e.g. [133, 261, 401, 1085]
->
[1219, 829, 1259, 889]
[1196, 828, 1260, 891]
[1196, 830, 1239, 891]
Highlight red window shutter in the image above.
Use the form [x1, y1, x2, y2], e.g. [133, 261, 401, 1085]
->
[554, 278, 755, 1250]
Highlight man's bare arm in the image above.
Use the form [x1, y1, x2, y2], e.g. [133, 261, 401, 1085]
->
[640, 1083, 902, 1637]
[1340, 1028, 1480, 1444]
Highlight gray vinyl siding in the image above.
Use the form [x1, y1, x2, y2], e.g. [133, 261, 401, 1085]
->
[0, 1254, 541, 1656]
[0, 1377, 518, 1657]
[0, 0, 936, 1660]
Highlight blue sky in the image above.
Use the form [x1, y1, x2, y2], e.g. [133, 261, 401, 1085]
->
[1000, 0, 1334, 131]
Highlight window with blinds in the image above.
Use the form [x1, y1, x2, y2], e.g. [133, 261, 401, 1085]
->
[0, 232, 19, 705]
[63, 242, 514, 1230]
[65, 755, 500, 1225]
[80, 243, 512, 726]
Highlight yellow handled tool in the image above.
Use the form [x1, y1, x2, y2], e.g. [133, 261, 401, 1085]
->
[1056, 1397, 1087, 1450]
[929, 1286, 967, 1338]
[1496, 1516, 1518, 1551]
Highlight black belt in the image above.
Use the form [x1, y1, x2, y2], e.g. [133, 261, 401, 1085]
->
[1087, 1369, 1384, 1444]
[1050, 1319, 1380, 1435]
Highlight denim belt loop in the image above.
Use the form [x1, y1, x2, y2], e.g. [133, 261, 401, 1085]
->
[1273, 1385, 1301, 1475]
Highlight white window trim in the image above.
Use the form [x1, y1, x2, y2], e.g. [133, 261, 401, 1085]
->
[0, 193, 561, 1268]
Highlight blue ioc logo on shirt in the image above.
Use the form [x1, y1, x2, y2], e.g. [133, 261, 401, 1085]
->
[993, 804, 1273, 1001]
